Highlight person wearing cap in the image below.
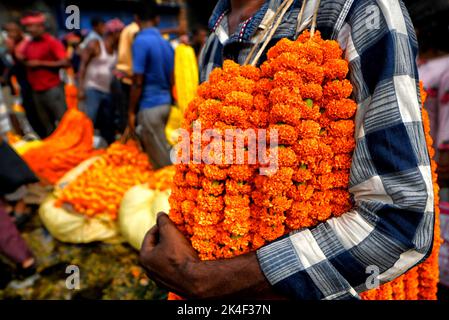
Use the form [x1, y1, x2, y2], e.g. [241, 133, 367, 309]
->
[21, 12, 70, 138]
[78, 18, 124, 144]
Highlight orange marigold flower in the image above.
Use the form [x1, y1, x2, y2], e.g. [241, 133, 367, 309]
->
[239, 64, 261, 81]
[329, 136, 356, 154]
[169, 210, 184, 225]
[328, 120, 355, 137]
[269, 124, 299, 145]
[321, 40, 343, 61]
[300, 83, 323, 100]
[273, 70, 303, 88]
[298, 62, 325, 84]
[193, 225, 218, 240]
[267, 38, 297, 59]
[197, 191, 224, 212]
[274, 146, 298, 167]
[297, 120, 321, 139]
[220, 105, 250, 127]
[185, 171, 201, 187]
[270, 196, 293, 213]
[192, 208, 221, 226]
[224, 194, 251, 208]
[253, 93, 271, 111]
[203, 165, 227, 180]
[333, 153, 352, 170]
[325, 99, 357, 120]
[223, 91, 254, 110]
[227, 164, 255, 181]
[225, 179, 252, 195]
[269, 103, 302, 126]
[331, 170, 351, 188]
[323, 79, 353, 100]
[202, 179, 224, 196]
[323, 59, 349, 80]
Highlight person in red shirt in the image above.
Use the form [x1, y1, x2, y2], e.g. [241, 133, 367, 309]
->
[20, 12, 70, 137]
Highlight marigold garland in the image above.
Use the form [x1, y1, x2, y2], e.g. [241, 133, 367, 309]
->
[55, 141, 152, 220]
[22, 109, 103, 184]
[168, 30, 441, 300]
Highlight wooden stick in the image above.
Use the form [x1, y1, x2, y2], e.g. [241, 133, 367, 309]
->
[250, 0, 295, 66]
[310, 0, 322, 38]
[296, 0, 308, 37]
[244, 0, 290, 66]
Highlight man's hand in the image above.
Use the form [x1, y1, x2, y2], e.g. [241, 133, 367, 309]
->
[25, 60, 43, 68]
[140, 213, 287, 300]
[127, 112, 136, 134]
[78, 88, 86, 101]
[139, 213, 201, 298]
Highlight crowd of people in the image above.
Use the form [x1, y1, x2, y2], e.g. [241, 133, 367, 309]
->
[0, 1, 207, 283]
[1, 1, 207, 165]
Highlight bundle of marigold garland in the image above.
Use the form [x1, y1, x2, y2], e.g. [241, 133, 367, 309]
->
[168, 30, 356, 299]
[168, 29, 441, 300]
[55, 141, 152, 220]
[22, 109, 102, 184]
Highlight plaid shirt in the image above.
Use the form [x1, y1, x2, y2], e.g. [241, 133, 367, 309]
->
[200, 0, 434, 300]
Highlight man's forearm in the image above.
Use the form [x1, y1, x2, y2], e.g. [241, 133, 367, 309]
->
[188, 252, 285, 300]
[128, 84, 142, 117]
[40, 59, 70, 68]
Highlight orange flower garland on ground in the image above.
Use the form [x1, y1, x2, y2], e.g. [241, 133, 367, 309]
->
[55, 141, 152, 220]
[169, 29, 441, 300]
[22, 109, 102, 184]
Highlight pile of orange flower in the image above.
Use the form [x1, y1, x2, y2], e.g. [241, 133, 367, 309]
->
[55, 141, 152, 220]
[361, 84, 442, 300]
[148, 165, 176, 191]
[22, 109, 102, 184]
[169, 29, 441, 300]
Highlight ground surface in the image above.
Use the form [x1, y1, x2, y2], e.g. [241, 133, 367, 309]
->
[0, 211, 167, 300]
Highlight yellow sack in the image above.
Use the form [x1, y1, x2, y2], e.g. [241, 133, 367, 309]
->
[39, 156, 121, 244]
[39, 194, 120, 244]
[119, 185, 156, 250]
[165, 105, 183, 146]
[119, 185, 172, 250]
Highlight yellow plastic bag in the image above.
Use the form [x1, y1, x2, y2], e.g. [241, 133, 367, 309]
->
[165, 105, 183, 146]
[119, 185, 172, 250]
[39, 194, 120, 244]
[119, 185, 156, 250]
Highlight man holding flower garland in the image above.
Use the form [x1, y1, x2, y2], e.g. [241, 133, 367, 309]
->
[140, 0, 435, 300]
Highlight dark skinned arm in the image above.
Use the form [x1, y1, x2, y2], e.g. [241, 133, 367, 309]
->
[77, 40, 100, 100]
[25, 59, 70, 69]
[127, 74, 144, 134]
[140, 213, 287, 300]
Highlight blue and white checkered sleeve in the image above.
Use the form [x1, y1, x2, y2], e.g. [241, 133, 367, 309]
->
[256, 0, 435, 300]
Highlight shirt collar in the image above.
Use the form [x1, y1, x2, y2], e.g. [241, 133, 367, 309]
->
[208, 0, 293, 43]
